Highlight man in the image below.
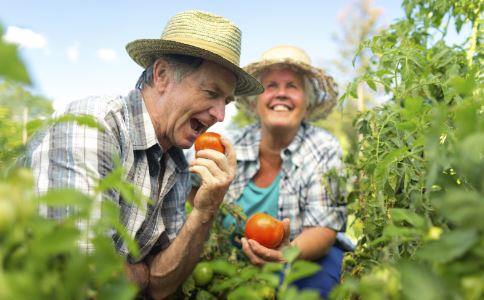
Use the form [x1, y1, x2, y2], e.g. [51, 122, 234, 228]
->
[26, 10, 262, 299]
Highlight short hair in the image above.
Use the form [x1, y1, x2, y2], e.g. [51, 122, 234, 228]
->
[135, 54, 204, 90]
[243, 64, 317, 119]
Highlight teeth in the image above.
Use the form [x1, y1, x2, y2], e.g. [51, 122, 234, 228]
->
[272, 105, 290, 112]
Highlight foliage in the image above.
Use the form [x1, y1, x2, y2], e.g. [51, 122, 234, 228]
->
[0, 25, 30, 84]
[0, 81, 53, 172]
[332, 0, 484, 299]
[0, 22, 139, 300]
[0, 167, 139, 300]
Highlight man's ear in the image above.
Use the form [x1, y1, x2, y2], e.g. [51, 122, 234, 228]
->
[153, 58, 171, 93]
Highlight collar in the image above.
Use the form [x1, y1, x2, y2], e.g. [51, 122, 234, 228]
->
[124, 90, 188, 171]
[124, 89, 159, 150]
[233, 122, 307, 168]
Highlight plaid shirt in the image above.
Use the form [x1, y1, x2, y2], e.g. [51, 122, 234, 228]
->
[226, 122, 347, 240]
[26, 90, 189, 262]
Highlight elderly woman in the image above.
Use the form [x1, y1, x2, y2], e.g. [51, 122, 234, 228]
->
[223, 45, 350, 297]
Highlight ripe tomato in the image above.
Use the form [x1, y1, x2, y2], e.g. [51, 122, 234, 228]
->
[194, 132, 225, 153]
[192, 261, 214, 286]
[245, 212, 284, 249]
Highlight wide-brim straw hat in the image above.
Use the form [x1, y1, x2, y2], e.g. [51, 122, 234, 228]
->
[237, 45, 338, 121]
[126, 10, 263, 96]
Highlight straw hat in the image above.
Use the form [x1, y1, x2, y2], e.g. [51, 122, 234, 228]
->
[237, 45, 338, 121]
[126, 10, 263, 96]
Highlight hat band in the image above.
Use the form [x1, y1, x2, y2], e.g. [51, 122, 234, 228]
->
[163, 36, 240, 66]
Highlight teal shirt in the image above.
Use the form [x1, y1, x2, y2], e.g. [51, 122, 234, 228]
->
[223, 174, 281, 231]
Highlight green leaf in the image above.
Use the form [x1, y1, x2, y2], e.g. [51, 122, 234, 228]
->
[97, 280, 138, 300]
[37, 189, 92, 212]
[284, 260, 321, 286]
[210, 277, 240, 293]
[35, 226, 80, 254]
[209, 259, 237, 277]
[366, 78, 377, 91]
[450, 77, 475, 97]
[254, 272, 280, 287]
[390, 208, 425, 228]
[53, 114, 105, 131]
[262, 262, 284, 273]
[227, 286, 261, 300]
[399, 262, 446, 300]
[282, 246, 300, 263]
[437, 190, 484, 229]
[0, 31, 31, 84]
[417, 230, 478, 263]
[375, 147, 408, 188]
[239, 265, 259, 281]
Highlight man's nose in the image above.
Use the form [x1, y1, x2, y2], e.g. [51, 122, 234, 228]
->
[209, 101, 226, 122]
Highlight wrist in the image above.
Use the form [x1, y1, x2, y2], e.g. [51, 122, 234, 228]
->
[189, 207, 216, 225]
[125, 261, 149, 290]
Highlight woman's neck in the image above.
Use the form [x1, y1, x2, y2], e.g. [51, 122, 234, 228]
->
[252, 125, 298, 188]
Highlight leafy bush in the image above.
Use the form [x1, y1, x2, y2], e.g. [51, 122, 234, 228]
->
[333, 0, 484, 299]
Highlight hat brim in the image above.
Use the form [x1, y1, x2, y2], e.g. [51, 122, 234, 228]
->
[126, 39, 263, 96]
[237, 58, 338, 121]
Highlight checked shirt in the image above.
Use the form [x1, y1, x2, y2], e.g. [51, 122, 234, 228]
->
[25, 89, 189, 262]
[226, 122, 347, 240]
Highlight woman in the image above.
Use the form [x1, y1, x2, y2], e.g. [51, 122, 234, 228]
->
[224, 45, 351, 298]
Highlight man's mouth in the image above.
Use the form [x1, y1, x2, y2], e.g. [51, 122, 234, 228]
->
[190, 118, 206, 134]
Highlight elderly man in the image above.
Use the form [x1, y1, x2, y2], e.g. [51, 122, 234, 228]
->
[26, 10, 262, 299]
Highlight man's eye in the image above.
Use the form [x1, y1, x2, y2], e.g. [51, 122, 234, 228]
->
[205, 90, 218, 98]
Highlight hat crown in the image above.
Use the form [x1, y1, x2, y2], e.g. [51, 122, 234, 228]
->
[260, 45, 311, 65]
[161, 10, 241, 65]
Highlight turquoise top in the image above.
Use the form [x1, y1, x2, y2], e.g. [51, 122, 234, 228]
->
[223, 174, 281, 231]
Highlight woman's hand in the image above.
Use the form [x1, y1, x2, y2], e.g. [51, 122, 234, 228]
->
[240, 218, 291, 266]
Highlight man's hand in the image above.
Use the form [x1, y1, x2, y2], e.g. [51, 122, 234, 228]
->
[188, 136, 236, 219]
[240, 218, 291, 266]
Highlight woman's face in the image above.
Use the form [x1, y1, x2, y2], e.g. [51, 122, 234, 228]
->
[256, 67, 307, 132]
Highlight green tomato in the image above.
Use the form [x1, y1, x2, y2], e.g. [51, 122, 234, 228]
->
[193, 262, 214, 286]
[259, 286, 276, 299]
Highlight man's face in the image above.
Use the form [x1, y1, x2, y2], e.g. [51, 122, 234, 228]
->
[157, 60, 236, 150]
[256, 67, 307, 131]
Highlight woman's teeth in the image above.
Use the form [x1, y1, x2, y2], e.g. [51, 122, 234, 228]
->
[272, 105, 290, 111]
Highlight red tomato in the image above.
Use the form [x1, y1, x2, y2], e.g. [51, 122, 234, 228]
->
[245, 212, 284, 249]
[194, 132, 225, 153]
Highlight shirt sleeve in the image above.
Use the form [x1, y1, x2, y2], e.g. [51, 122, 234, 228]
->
[301, 138, 347, 232]
[29, 113, 121, 252]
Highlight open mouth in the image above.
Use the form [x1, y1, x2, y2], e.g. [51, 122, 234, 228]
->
[271, 104, 291, 112]
[190, 118, 206, 134]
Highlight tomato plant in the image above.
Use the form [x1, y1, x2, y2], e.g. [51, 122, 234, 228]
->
[245, 212, 284, 249]
[194, 132, 225, 153]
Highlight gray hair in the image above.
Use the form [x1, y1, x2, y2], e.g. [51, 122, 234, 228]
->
[135, 54, 204, 90]
[243, 64, 317, 120]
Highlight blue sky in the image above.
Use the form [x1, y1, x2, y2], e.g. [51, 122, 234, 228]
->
[1, 0, 404, 133]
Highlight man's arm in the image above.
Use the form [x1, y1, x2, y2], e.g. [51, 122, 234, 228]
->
[146, 136, 236, 300]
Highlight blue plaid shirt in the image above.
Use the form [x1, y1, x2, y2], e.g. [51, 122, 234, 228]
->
[226, 122, 347, 240]
[26, 90, 189, 262]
